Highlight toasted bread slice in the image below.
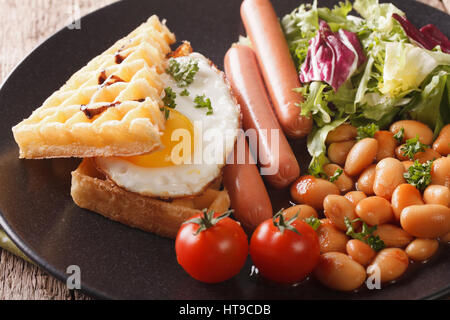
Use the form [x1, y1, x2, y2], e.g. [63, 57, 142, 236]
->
[71, 159, 230, 239]
[13, 16, 175, 159]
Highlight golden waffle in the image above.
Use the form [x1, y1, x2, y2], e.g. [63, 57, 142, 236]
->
[12, 16, 176, 159]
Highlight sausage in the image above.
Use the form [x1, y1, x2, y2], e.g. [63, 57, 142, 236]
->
[241, 0, 312, 139]
[223, 134, 273, 231]
[224, 45, 300, 188]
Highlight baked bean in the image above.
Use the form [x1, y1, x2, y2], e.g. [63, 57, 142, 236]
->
[373, 158, 405, 200]
[373, 224, 414, 248]
[395, 145, 409, 161]
[356, 196, 394, 226]
[356, 165, 376, 195]
[405, 239, 439, 262]
[290, 176, 340, 210]
[323, 164, 354, 193]
[402, 161, 414, 171]
[431, 157, 450, 187]
[423, 185, 450, 206]
[326, 124, 358, 144]
[396, 146, 441, 163]
[367, 248, 409, 283]
[283, 205, 318, 221]
[345, 138, 378, 176]
[328, 141, 356, 166]
[346, 239, 376, 266]
[315, 252, 366, 291]
[414, 148, 441, 163]
[345, 191, 367, 207]
[400, 204, 450, 238]
[391, 184, 424, 221]
[323, 195, 359, 231]
[433, 124, 450, 156]
[374, 131, 397, 161]
[440, 232, 450, 243]
[390, 120, 433, 145]
[317, 219, 349, 253]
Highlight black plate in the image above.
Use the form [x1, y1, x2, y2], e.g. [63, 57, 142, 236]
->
[0, 0, 449, 300]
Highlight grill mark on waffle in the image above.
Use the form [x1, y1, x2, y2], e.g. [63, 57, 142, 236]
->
[81, 102, 122, 119]
[98, 70, 125, 86]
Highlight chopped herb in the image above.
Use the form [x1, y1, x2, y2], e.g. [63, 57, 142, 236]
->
[344, 217, 385, 252]
[329, 168, 344, 182]
[400, 135, 428, 160]
[404, 160, 433, 191]
[304, 216, 321, 231]
[166, 58, 199, 87]
[393, 128, 404, 143]
[162, 87, 177, 120]
[180, 89, 190, 96]
[357, 123, 379, 140]
[194, 94, 213, 115]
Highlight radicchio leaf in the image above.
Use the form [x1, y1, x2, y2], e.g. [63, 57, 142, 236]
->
[300, 20, 365, 91]
[420, 24, 450, 54]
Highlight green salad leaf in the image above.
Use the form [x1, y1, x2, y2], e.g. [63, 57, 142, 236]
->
[282, 0, 450, 163]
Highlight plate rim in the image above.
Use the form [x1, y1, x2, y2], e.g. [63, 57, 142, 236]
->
[0, 0, 449, 300]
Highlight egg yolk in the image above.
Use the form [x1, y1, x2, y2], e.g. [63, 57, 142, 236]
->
[121, 110, 194, 167]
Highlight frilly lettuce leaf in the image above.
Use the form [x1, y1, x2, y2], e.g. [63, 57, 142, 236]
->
[281, 0, 319, 68]
[307, 117, 348, 176]
[295, 82, 334, 127]
[402, 66, 450, 136]
[353, 0, 404, 32]
[380, 42, 450, 97]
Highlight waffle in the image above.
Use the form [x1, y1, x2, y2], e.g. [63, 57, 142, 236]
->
[12, 16, 176, 159]
[71, 159, 230, 239]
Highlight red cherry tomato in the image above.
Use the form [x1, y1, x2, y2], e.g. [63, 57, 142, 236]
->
[250, 211, 320, 284]
[175, 210, 248, 283]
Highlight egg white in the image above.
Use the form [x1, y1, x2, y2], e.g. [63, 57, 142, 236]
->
[96, 53, 240, 198]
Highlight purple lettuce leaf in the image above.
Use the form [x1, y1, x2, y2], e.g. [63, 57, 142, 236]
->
[300, 20, 365, 91]
[420, 24, 450, 54]
[392, 14, 450, 54]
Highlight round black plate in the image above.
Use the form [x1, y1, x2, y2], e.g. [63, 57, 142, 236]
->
[0, 0, 449, 300]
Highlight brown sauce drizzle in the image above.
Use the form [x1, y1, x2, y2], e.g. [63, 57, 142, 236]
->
[115, 53, 126, 64]
[98, 70, 125, 86]
[167, 41, 193, 58]
[81, 102, 121, 119]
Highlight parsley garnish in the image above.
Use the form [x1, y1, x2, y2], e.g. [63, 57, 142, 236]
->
[357, 123, 379, 140]
[400, 135, 428, 160]
[194, 94, 213, 115]
[344, 217, 385, 252]
[180, 89, 190, 96]
[393, 128, 404, 143]
[329, 168, 343, 182]
[162, 87, 177, 120]
[404, 160, 433, 191]
[304, 216, 321, 231]
[166, 58, 199, 87]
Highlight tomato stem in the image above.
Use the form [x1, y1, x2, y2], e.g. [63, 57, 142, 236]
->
[183, 209, 233, 236]
[273, 209, 301, 236]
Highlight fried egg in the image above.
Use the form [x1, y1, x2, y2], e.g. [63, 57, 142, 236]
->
[96, 53, 240, 198]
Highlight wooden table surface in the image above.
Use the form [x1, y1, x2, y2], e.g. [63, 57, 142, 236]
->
[0, 0, 449, 301]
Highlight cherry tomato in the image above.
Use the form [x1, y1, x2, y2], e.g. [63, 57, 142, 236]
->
[175, 210, 248, 283]
[250, 211, 320, 284]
